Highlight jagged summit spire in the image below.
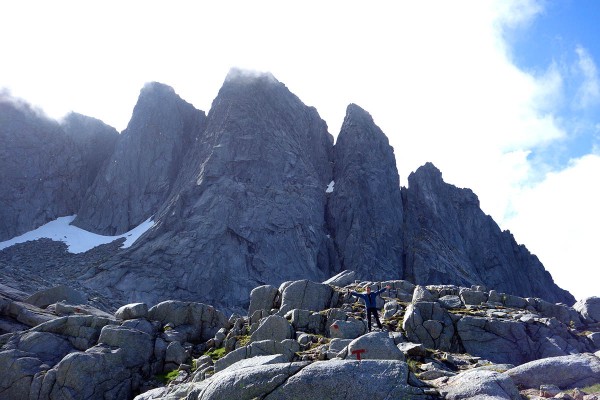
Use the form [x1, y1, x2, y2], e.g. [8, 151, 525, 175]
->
[344, 103, 374, 123]
[336, 103, 390, 149]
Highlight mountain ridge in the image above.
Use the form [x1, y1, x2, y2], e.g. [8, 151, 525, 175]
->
[0, 70, 574, 313]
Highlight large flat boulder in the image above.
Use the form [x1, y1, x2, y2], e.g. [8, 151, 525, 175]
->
[574, 297, 600, 323]
[147, 301, 228, 343]
[25, 285, 87, 309]
[264, 359, 420, 400]
[278, 280, 338, 314]
[440, 369, 521, 400]
[505, 353, 600, 389]
[345, 331, 405, 361]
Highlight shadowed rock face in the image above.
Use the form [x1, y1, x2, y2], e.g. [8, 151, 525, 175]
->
[0, 96, 117, 241]
[73, 82, 207, 235]
[83, 71, 336, 313]
[60, 112, 119, 191]
[402, 162, 574, 304]
[327, 104, 404, 280]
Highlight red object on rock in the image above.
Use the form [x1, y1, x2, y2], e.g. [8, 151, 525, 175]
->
[351, 349, 366, 360]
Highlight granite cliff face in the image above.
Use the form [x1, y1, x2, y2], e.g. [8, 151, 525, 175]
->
[61, 112, 119, 191]
[327, 104, 404, 280]
[0, 70, 575, 312]
[0, 95, 117, 241]
[83, 71, 337, 311]
[73, 82, 207, 235]
[402, 163, 573, 304]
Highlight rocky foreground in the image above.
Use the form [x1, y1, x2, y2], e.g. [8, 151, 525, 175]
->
[2, 271, 600, 400]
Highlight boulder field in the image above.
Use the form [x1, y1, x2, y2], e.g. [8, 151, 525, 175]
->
[2, 272, 600, 400]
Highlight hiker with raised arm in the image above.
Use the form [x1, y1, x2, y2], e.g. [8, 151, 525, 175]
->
[349, 284, 391, 332]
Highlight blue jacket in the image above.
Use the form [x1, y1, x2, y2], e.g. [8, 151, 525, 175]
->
[351, 288, 386, 309]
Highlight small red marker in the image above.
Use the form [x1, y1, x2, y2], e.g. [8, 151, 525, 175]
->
[351, 349, 366, 360]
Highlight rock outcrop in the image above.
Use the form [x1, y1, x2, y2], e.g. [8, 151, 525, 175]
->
[2, 276, 600, 400]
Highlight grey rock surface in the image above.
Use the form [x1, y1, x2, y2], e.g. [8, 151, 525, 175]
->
[0, 297, 57, 330]
[25, 285, 87, 308]
[329, 319, 366, 339]
[47, 346, 138, 400]
[402, 162, 575, 305]
[83, 71, 336, 314]
[147, 301, 228, 343]
[115, 302, 149, 321]
[98, 325, 154, 368]
[249, 315, 294, 342]
[0, 331, 74, 400]
[31, 315, 116, 350]
[505, 353, 600, 389]
[248, 285, 279, 315]
[0, 96, 100, 241]
[345, 331, 405, 361]
[327, 104, 404, 280]
[278, 279, 338, 314]
[575, 297, 600, 323]
[60, 112, 119, 191]
[457, 316, 532, 365]
[403, 301, 456, 351]
[440, 369, 521, 400]
[74, 82, 207, 235]
[1, 70, 577, 317]
[214, 339, 300, 372]
[323, 270, 357, 287]
[188, 361, 307, 400]
[264, 359, 421, 400]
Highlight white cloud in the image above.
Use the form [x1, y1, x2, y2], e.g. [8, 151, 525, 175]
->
[504, 154, 600, 300]
[574, 45, 600, 109]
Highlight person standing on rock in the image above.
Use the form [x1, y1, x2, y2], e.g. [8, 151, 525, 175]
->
[349, 285, 391, 332]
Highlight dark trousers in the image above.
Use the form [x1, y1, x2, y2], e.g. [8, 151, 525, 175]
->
[366, 307, 382, 331]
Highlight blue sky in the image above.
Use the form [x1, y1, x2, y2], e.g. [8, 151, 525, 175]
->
[0, 1, 598, 301]
[507, 0, 600, 171]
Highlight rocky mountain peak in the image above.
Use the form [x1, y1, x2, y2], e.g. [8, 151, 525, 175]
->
[72, 82, 207, 235]
[327, 102, 404, 280]
[0, 95, 84, 241]
[82, 71, 335, 313]
[403, 161, 574, 304]
[408, 162, 480, 207]
[342, 103, 377, 131]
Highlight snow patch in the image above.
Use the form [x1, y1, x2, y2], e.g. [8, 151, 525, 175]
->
[0, 216, 155, 254]
[326, 180, 335, 193]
